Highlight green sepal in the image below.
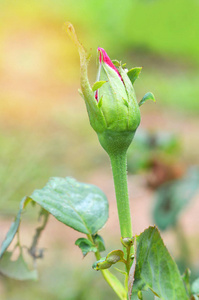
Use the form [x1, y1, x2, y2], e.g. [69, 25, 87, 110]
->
[98, 130, 136, 157]
[92, 81, 107, 92]
[139, 92, 156, 107]
[127, 67, 142, 85]
[92, 234, 105, 252]
[112, 60, 126, 68]
[65, 22, 107, 133]
[75, 238, 97, 257]
[119, 66, 141, 132]
[112, 60, 121, 67]
[98, 96, 103, 108]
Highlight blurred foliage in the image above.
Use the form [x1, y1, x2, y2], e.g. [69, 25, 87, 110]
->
[0, 132, 52, 212]
[0, 262, 118, 300]
[0, 100, 101, 212]
[0, 262, 155, 300]
[0, 252, 37, 281]
[2, 0, 197, 63]
[128, 129, 181, 175]
[153, 167, 199, 231]
[0, 0, 199, 113]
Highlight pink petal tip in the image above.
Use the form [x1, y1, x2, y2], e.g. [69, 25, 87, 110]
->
[98, 47, 122, 80]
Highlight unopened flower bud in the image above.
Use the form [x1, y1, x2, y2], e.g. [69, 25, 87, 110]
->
[94, 48, 141, 155]
[66, 23, 148, 157]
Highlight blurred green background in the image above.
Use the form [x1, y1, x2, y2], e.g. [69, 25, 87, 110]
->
[0, 0, 199, 299]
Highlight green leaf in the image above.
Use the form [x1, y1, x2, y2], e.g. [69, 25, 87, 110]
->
[93, 234, 105, 252]
[192, 278, 199, 295]
[127, 67, 142, 85]
[139, 92, 156, 107]
[92, 81, 107, 92]
[0, 252, 37, 281]
[0, 197, 29, 258]
[75, 238, 97, 256]
[29, 177, 109, 235]
[153, 168, 199, 230]
[131, 226, 188, 300]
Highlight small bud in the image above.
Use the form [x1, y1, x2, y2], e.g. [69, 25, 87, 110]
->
[121, 237, 134, 248]
[92, 258, 112, 270]
[92, 249, 125, 271]
[106, 250, 125, 264]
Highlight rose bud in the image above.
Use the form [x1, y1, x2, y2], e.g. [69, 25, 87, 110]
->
[66, 23, 154, 157]
[94, 47, 141, 155]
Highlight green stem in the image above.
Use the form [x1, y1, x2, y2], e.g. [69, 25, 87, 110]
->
[88, 152, 133, 299]
[110, 152, 133, 240]
[100, 269, 127, 300]
[87, 234, 127, 300]
[126, 246, 131, 275]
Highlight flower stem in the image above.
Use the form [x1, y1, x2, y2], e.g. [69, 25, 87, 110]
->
[110, 152, 133, 240]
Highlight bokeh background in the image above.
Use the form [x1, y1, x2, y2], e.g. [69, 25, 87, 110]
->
[0, 0, 199, 299]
